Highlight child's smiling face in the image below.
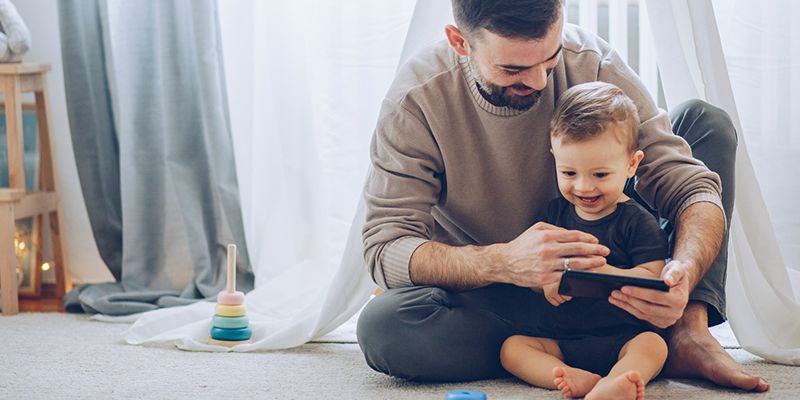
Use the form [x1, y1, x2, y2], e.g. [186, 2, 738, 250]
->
[551, 127, 644, 221]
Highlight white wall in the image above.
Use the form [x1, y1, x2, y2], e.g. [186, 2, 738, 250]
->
[14, 0, 112, 284]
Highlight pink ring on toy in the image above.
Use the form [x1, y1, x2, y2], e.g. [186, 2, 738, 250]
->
[217, 291, 245, 305]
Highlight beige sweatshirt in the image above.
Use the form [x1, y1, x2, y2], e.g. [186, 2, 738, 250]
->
[363, 24, 723, 289]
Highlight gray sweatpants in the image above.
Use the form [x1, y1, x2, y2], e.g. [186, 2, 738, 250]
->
[356, 99, 737, 381]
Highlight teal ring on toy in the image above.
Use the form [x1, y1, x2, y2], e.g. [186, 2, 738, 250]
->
[211, 326, 252, 341]
[213, 315, 250, 329]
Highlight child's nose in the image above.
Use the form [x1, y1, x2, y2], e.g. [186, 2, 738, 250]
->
[574, 176, 592, 192]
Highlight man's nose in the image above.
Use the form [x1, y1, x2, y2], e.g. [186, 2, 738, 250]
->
[521, 65, 549, 91]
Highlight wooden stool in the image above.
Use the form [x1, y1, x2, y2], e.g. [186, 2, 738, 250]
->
[0, 63, 71, 316]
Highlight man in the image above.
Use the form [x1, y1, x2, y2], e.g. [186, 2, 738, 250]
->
[358, 0, 768, 392]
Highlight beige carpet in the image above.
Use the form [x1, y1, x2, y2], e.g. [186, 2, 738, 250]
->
[1, 313, 796, 399]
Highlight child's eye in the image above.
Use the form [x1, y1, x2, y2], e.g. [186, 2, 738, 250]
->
[561, 171, 576, 177]
[594, 172, 609, 178]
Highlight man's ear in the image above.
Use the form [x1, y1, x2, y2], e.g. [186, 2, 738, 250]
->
[628, 150, 645, 177]
[445, 25, 471, 56]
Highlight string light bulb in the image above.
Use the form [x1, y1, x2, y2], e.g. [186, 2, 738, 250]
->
[14, 229, 29, 258]
[15, 265, 23, 286]
[13, 226, 55, 284]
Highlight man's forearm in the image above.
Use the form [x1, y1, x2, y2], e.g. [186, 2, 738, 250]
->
[409, 240, 506, 291]
[672, 201, 725, 289]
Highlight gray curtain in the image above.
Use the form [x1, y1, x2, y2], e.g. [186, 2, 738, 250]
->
[59, 0, 254, 315]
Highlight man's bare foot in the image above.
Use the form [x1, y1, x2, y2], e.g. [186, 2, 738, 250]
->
[665, 305, 769, 392]
[585, 371, 644, 400]
[552, 366, 602, 398]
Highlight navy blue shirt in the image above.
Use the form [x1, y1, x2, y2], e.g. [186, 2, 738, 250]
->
[546, 197, 669, 269]
[539, 197, 669, 340]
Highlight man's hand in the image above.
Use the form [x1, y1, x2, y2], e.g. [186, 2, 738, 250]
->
[608, 259, 692, 328]
[543, 281, 572, 306]
[494, 221, 609, 289]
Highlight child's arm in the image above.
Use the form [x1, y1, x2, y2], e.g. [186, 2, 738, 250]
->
[543, 281, 571, 306]
[593, 260, 665, 280]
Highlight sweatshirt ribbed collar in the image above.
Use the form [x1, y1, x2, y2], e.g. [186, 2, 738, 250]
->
[457, 54, 528, 117]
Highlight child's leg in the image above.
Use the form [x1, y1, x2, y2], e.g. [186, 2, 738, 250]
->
[608, 331, 669, 383]
[500, 335, 601, 398]
[586, 332, 668, 400]
[500, 335, 565, 389]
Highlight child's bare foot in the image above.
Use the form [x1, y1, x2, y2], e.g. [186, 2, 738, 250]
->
[585, 371, 644, 400]
[552, 366, 602, 398]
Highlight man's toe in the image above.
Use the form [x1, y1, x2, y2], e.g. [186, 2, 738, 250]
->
[754, 377, 770, 392]
[725, 370, 769, 392]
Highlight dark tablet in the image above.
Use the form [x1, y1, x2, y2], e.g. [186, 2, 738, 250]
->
[557, 269, 670, 299]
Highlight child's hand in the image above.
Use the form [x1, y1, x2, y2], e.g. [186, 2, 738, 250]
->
[543, 282, 572, 306]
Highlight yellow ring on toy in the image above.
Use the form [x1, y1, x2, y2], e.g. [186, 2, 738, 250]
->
[215, 303, 246, 317]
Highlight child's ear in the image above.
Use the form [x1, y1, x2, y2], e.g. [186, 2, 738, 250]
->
[627, 150, 644, 177]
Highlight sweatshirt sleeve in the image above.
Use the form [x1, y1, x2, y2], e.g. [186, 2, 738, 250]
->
[362, 98, 443, 289]
[597, 49, 724, 222]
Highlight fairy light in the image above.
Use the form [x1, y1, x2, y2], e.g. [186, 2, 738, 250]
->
[12, 227, 56, 286]
[14, 230, 28, 257]
[14, 229, 30, 288]
[15, 265, 23, 285]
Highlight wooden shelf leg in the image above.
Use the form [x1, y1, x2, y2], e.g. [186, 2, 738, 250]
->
[0, 203, 19, 315]
[36, 83, 71, 296]
[4, 76, 25, 190]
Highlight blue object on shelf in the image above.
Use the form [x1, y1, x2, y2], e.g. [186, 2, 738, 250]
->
[445, 389, 488, 400]
[0, 108, 39, 190]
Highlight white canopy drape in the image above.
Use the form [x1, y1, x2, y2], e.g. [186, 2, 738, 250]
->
[645, 0, 800, 364]
[122, 0, 415, 350]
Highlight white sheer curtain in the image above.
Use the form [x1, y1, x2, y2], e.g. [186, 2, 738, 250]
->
[646, 0, 800, 364]
[121, 0, 416, 350]
[713, 1, 800, 267]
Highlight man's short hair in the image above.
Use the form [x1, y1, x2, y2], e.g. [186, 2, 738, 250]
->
[451, 0, 562, 40]
[550, 81, 640, 152]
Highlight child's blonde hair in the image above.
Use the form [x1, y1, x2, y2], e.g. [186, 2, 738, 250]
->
[550, 81, 640, 152]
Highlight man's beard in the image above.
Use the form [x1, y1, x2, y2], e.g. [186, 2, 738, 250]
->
[468, 59, 546, 111]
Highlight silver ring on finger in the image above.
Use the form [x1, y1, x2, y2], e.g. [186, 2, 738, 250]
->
[563, 257, 571, 270]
